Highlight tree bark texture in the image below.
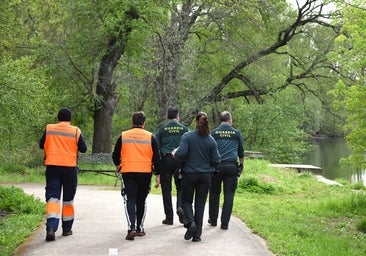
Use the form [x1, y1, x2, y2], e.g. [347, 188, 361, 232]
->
[154, 2, 202, 121]
[92, 7, 139, 153]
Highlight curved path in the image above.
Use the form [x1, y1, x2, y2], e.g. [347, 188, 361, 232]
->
[13, 183, 274, 256]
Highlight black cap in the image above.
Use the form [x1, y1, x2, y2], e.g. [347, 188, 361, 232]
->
[57, 108, 72, 121]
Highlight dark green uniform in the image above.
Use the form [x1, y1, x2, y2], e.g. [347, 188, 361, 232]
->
[156, 120, 189, 223]
[209, 123, 244, 229]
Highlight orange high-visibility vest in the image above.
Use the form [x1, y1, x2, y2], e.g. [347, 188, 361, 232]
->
[44, 122, 80, 167]
[120, 128, 153, 173]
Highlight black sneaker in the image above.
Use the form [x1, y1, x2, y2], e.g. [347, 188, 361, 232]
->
[208, 218, 217, 226]
[176, 207, 185, 224]
[221, 223, 228, 230]
[192, 237, 201, 242]
[136, 228, 146, 236]
[184, 223, 197, 240]
[162, 219, 173, 225]
[62, 230, 73, 236]
[46, 229, 55, 242]
[125, 230, 137, 240]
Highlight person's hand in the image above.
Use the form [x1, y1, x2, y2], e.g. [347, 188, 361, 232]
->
[115, 165, 121, 173]
[171, 147, 178, 158]
[237, 163, 244, 177]
[154, 175, 161, 188]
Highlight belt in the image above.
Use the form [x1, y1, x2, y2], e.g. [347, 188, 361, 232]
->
[162, 153, 173, 158]
[220, 161, 237, 165]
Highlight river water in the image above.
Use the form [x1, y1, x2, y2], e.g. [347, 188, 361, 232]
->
[302, 137, 366, 185]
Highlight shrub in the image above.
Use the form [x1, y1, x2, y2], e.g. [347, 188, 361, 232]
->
[238, 176, 276, 194]
[351, 182, 365, 190]
[320, 193, 366, 215]
[356, 218, 366, 233]
[0, 185, 44, 256]
[0, 164, 27, 175]
[0, 186, 43, 214]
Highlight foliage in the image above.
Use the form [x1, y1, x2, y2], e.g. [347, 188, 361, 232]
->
[0, 186, 44, 256]
[318, 193, 366, 215]
[351, 182, 366, 191]
[234, 94, 309, 163]
[0, 56, 50, 165]
[0, 0, 361, 169]
[329, 3, 366, 170]
[238, 176, 277, 194]
[0, 164, 27, 175]
[357, 218, 366, 233]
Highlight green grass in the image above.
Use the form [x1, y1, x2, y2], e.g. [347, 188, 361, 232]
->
[1, 159, 366, 256]
[0, 186, 44, 256]
[234, 159, 366, 256]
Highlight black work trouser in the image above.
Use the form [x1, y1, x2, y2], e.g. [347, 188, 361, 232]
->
[181, 172, 211, 239]
[209, 162, 238, 226]
[121, 173, 152, 232]
[160, 155, 182, 220]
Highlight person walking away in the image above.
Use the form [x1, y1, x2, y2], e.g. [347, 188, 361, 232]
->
[39, 107, 87, 241]
[112, 111, 161, 241]
[208, 111, 244, 230]
[172, 112, 221, 242]
[155, 107, 189, 225]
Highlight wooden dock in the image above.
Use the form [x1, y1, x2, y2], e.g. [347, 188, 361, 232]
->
[269, 164, 322, 174]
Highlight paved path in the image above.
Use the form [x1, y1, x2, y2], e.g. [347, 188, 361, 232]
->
[12, 183, 274, 256]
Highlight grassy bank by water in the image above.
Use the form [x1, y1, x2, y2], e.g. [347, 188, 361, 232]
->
[1, 159, 365, 256]
[235, 160, 366, 255]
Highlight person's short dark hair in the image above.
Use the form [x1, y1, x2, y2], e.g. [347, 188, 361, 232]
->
[58, 107, 72, 121]
[132, 111, 146, 127]
[220, 111, 232, 122]
[167, 107, 179, 119]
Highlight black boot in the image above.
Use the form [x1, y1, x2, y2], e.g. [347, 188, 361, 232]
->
[46, 229, 55, 241]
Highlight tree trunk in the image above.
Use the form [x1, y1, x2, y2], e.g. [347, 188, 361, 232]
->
[92, 50, 122, 153]
[92, 92, 119, 153]
[92, 7, 139, 153]
[154, 2, 203, 121]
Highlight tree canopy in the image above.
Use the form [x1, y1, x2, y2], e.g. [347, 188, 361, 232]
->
[330, 1, 366, 169]
[0, 0, 364, 166]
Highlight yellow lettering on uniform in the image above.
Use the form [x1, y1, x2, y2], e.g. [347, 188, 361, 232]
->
[215, 130, 235, 138]
[164, 126, 184, 133]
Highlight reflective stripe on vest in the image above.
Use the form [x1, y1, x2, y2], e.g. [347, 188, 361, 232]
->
[120, 128, 153, 173]
[44, 123, 80, 167]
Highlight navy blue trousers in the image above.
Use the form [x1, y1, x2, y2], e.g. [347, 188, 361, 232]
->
[45, 166, 77, 232]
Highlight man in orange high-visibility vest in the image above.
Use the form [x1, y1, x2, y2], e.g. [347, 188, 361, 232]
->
[112, 111, 161, 241]
[39, 107, 87, 242]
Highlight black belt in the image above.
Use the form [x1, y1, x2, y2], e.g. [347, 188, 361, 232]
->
[162, 153, 173, 158]
[220, 161, 237, 165]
